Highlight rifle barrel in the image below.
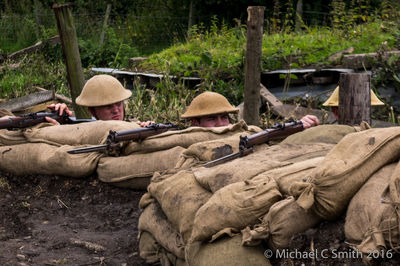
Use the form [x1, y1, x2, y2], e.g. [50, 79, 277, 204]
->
[67, 144, 108, 154]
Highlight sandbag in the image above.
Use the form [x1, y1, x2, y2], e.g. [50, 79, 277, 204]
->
[190, 177, 281, 243]
[193, 143, 333, 193]
[148, 170, 212, 243]
[24, 120, 140, 146]
[139, 231, 187, 266]
[186, 235, 271, 266]
[241, 197, 322, 251]
[139, 201, 185, 259]
[0, 143, 101, 177]
[252, 156, 325, 196]
[124, 120, 261, 155]
[0, 128, 26, 146]
[281, 124, 360, 145]
[345, 162, 400, 255]
[179, 132, 247, 163]
[97, 146, 185, 189]
[290, 127, 400, 220]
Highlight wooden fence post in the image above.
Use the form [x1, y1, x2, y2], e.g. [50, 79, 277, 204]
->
[100, 4, 111, 45]
[243, 6, 265, 126]
[53, 3, 91, 118]
[338, 73, 371, 125]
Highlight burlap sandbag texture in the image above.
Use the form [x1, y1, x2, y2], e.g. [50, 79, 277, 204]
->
[345, 162, 400, 255]
[193, 143, 333, 193]
[148, 170, 212, 243]
[189, 177, 281, 243]
[124, 120, 261, 155]
[97, 146, 185, 189]
[281, 124, 360, 145]
[0, 143, 101, 177]
[290, 127, 400, 220]
[186, 235, 271, 266]
[139, 201, 185, 259]
[0, 120, 140, 147]
[241, 197, 322, 251]
[252, 156, 325, 196]
[139, 231, 187, 266]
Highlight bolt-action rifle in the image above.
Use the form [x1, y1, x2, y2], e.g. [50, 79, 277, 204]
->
[0, 111, 95, 130]
[67, 123, 180, 155]
[203, 120, 304, 168]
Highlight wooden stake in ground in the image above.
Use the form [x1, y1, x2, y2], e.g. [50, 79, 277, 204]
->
[243, 6, 265, 126]
[99, 4, 111, 45]
[53, 3, 91, 119]
[338, 73, 371, 125]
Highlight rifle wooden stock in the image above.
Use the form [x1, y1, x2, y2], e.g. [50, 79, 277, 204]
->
[0, 112, 95, 130]
[204, 120, 304, 168]
[67, 123, 180, 155]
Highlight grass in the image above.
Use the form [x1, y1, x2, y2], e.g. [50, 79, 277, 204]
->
[0, 177, 11, 191]
[1, 18, 400, 125]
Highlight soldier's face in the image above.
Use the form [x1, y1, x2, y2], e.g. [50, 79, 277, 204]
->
[192, 114, 230, 128]
[90, 101, 124, 121]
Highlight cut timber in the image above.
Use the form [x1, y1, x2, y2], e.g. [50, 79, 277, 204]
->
[326, 47, 354, 62]
[238, 83, 283, 120]
[0, 91, 55, 112]
[271, 104, 337, 124]
[342, 50, 400, 69]
[35, 86, 72, 104]
[7, 35, 60, 60]
[260, 83, 283, 107]
[128, 57, 149, 68]
[14, 100, 59, 115]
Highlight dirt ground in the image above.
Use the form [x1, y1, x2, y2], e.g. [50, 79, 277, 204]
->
[0, 170, 150, 266]
[1, 170, 399, 266]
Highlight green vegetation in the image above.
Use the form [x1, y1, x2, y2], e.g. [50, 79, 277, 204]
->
[1, 0, 400, 124]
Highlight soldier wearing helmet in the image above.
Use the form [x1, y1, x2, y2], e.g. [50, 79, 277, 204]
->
[182, 91, 319, 128]
[323, 86, 385, 120]
[46, 75, 152, 125]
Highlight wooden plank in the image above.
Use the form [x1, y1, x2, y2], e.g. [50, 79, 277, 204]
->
[0, 91, 54, 112]
[260, 83, 283, 107]
[14, 100, 59, 115]
[7, 36, 60, 60]
[35, 86, 72, 104]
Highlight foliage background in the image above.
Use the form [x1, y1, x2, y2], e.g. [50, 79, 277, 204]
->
[1, 0, 400, 124]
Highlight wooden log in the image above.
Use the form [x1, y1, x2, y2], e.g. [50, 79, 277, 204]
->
[338, 73, 371, 125]
[34, 87, 73, 104]
[243, 6, 265, 126]
[326, 47, 354, 62]
[14, 100, 59, 115]
[342, 50, 400, 69]
[7, 36, 60, 60]
[53, 3, 91, 119]
[0, 91, 54, 112]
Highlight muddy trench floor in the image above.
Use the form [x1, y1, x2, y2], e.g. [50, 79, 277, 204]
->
[1, 170, 400, 266]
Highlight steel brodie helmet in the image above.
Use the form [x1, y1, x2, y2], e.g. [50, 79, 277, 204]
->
[323, 86, 385, 107]
[181, 91, 239, 119]
[76, 74, 132, 107]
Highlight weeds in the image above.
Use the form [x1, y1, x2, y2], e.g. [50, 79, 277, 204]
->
[0, 177, 11, 192]
[125, 76, 197, 125]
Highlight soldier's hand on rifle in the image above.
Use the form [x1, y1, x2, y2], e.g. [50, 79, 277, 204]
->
[300, 115, 319, 129]
[46, 103, 72, 125]
[138, 120, 155, 127]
